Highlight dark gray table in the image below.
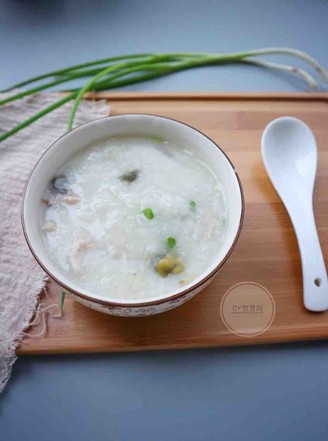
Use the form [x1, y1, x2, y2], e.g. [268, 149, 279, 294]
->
[1, 1, 328, 439]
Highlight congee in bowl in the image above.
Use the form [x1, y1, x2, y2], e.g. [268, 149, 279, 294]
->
[22, 114, 244, 316]
[42, 135, 227, 299]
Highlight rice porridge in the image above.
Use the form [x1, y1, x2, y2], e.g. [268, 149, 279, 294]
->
[41, 136, 227, 300]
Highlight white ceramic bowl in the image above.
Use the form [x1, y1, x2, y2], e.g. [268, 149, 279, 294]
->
[22, 114, 244, 316]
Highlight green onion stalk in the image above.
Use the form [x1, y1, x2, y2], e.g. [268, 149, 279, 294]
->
[1, 48, 328, 144]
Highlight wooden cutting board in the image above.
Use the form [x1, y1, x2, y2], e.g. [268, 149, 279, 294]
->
[18, 92, 328, 355]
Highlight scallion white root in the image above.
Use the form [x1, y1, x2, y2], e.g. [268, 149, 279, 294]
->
[238, 47, 328, 85]
[242, 59, 318, 90]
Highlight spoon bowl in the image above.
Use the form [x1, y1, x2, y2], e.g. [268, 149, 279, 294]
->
[262, 117, 317, 203]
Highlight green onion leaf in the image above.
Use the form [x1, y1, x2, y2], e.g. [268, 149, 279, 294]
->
[60, 291, 66, 311]
[167, 237, 177, 248]
[143, 208, 154, 219]
[190, 200, 197, 210]
[152, 135, 166, 144]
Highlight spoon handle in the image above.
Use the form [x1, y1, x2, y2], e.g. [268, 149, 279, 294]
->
[291, 205, 328, 312]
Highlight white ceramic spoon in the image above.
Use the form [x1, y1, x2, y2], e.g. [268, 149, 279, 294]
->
[262, 116, 328, 312]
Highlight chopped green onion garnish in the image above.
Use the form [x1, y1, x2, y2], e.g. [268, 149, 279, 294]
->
[190, 200, 197, 210]
[152, 135, 165, 144]
[166, 237, 176, 248]
[143, 208, 154, 219]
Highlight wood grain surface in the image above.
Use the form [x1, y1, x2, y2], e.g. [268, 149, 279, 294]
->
[18, 92, 328, 355]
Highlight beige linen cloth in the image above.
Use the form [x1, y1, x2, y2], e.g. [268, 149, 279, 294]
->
[0, 93, 109, 393]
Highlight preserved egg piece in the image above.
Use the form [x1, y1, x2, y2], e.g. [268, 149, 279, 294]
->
[52, 175, 70, 194]
[119, 170, 139, 183]
[155, 254, 185, 277]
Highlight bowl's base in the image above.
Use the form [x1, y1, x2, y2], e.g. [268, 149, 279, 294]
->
[67, 280, 212, 317]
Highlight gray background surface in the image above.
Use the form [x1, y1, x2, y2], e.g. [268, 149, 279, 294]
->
[1, 0, 328, 439]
